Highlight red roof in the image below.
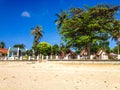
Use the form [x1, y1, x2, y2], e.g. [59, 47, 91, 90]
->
[96, 47, 107, 56]
[0, 48, 8, 54]
[80, 48, 88, 56]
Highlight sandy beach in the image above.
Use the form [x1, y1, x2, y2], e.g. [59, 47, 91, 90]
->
[0, 61, 120, 90]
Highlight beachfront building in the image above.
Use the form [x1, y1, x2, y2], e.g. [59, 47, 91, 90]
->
[0, 48, 8, 56]
[79, 48, 89, 59]
[60, 49, 75, 60]
[0, 48, 8, 60]
[96, 48, 108, 60]
[8, 47, 27, 60]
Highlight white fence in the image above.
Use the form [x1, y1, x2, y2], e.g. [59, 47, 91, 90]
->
[0, 54, 119, 60]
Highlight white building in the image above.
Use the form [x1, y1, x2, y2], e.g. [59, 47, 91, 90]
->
[8, 47, 27, 60]
[96, 48, 108, 60]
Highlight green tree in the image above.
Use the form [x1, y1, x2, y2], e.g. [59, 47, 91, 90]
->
[26, 49, 33, 56]
[111, 20, 120, 55]
[52, 44, 60, 55]
[31, 25, 43, 56]
[37, 42, 51, 56]
[91, 41, 110, 54]
[56, 4, 120, 58]
[59, 43, 69, 53]
[13, 44, 25, 49]
[0, 41, 5, 48]
[112, 45, 120, 54]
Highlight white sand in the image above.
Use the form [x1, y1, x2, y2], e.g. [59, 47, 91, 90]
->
[0, 61, 120, 90]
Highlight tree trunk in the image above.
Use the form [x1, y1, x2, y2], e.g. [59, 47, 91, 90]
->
[86, 43, 91, 59]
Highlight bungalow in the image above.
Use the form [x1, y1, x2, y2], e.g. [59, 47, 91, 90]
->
[60, 49, 76, 60]
[66, 49, 76, 59]
[96, 48, 108, 60]
[79, 48, 89, 59]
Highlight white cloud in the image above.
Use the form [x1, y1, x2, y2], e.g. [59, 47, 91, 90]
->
[21, 11, 31, 18]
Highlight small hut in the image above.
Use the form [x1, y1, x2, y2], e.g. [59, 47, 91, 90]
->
[66, 49, 76, 59]
[96, 48, 108, 60]
[79, 48, 89, 59]
[60, 49, 76, 60]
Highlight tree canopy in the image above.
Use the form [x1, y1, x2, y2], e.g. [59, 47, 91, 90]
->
[0, 41, 5, 48]
[37, 42, 51, 56]
[51, 44, 60, 55]
[26, 49, 33, 56]
[13, 44, 25, 49]
[55, 4, 120, 57]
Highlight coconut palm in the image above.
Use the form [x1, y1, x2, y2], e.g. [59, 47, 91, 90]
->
[55, 10, 68, 30]
[31, 25, 43, 56]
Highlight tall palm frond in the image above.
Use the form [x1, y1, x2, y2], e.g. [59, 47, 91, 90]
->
[31, 25, 43, 56]
[55, 10, 69, 30]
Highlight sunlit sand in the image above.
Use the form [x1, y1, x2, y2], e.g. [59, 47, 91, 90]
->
[0, 61, 120, 90]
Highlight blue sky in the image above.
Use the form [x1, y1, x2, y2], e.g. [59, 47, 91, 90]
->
[0, 0, 120, 49]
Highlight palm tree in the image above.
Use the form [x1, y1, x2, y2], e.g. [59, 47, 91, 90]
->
[55, 10, 68, 30]
[0, 41, 5, 48]
[31, 25, 43, 56]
